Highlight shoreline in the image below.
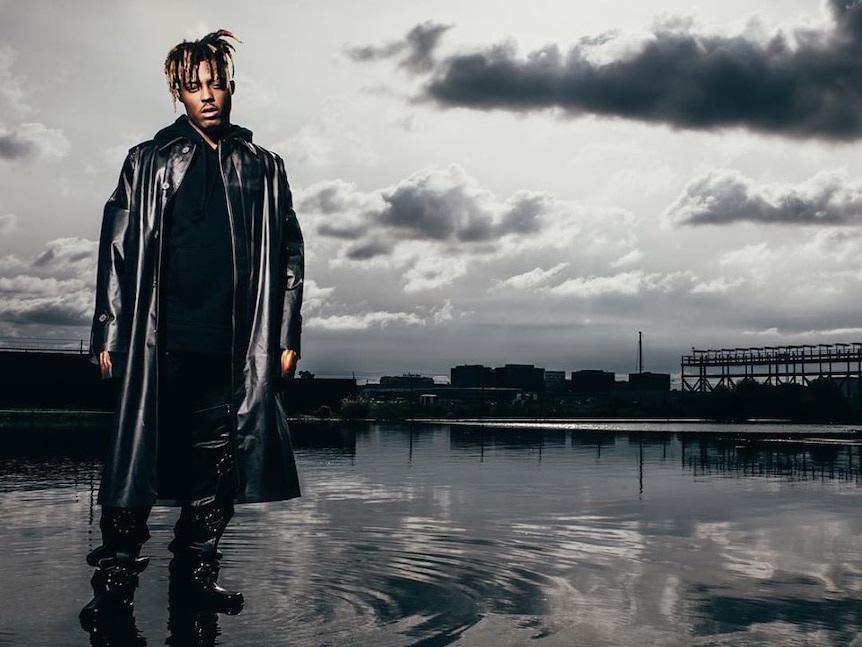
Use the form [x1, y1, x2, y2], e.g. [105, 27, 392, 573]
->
[0, 409, 859, 437]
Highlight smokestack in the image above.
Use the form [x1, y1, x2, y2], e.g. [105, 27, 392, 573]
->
[638, 331, 643, 374]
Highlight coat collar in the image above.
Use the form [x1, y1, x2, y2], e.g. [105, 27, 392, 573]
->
[154, 116, 255, 154]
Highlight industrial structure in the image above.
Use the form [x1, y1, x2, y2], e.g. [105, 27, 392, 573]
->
[680, 343, 862, 395]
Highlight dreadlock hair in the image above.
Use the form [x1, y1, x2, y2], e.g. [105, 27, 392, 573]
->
[164, 29, 240, 110]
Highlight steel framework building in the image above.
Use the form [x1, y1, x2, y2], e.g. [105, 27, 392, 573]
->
[680, 343, 862, 394]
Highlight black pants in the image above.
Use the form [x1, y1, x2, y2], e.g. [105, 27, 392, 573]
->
[97, 352, 235, 558]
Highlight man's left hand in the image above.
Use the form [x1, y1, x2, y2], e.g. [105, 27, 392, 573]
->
[281, 349, 298, 378]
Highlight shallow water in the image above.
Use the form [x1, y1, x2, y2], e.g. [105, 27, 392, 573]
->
[1, 422, 862, 646]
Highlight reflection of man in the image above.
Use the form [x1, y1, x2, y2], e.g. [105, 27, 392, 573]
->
[81, 30, 304, 628]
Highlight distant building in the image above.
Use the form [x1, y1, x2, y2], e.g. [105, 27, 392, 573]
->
[494, 364, 545, 393]
[284, 378, 357, 414]
[432, 387, 520, 405]
[363, 374, 435, 402]
[379, 374, 435, 389]
[571, 370, 616, 394]
[628, 372, 671, 392]
[544, 370, 566, 384]
[544, 370, 569, 395]
[451, 364, 494, 388]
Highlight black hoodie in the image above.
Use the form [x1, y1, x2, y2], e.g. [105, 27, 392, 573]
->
[160, 117, 235, 355]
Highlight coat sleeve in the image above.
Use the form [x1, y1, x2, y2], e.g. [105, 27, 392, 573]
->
[89, 150, 135, 367]
[276, 155, 304, 356]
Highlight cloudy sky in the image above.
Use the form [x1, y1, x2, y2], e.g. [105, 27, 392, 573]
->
[3, 0, 862, 382]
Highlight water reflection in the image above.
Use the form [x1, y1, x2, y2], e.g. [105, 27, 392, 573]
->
[83, 612, 146, 646]
[2, 423, 862, 646]
[680, 436, 862, 482]
[166, 597, 221, 647]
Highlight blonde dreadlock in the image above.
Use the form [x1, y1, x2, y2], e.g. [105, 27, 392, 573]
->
[164, 29, 241, 110]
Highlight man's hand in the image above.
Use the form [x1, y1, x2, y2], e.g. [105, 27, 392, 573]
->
[99, 350, 113, 379]
[280, 349, 298, 378]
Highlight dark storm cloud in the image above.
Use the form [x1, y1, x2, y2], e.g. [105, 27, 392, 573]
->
[317, 223, 366, 240]
[372, 176, 560, 244]
[303, 168, 555, 256]
[377, 179, 495, 242]
[665, 169, 862, 226]
[345, 240, 394, 260]
[345, 22, 452, 73]
[353, 0, 862, 140]
[500, 194, 548, 235]
[298, 182, 356, 215]
[0, 123, 69, 161]
[0, 131, 39, 160]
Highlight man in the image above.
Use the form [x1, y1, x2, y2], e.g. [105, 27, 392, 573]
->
[81, 30, 304, 628]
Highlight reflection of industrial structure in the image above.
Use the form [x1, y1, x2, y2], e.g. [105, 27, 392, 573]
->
[681, 436, 862, 483]
[681, 343, 862, 394]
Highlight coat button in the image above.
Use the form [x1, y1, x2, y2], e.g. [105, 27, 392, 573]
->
[161, 182, 170, 190]
[154, 229, 159, 240]
[181, 145, 190, 154]
[98, 313, 108, 323]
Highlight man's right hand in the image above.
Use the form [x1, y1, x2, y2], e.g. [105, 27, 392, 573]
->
[99, 350, 113, 379]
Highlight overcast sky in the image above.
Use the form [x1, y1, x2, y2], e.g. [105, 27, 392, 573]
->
[2, 0, 862, 382]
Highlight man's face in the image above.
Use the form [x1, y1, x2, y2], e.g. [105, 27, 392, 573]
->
[177, 60, 234, 134]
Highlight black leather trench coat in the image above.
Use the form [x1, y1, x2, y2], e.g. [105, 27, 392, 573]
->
[90, 118, 303, 508]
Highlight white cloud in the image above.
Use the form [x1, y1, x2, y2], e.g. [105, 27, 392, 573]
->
[0, 238, 97, 331]
[0, 213, 17, 235]
[493, 262, 569, 291]
[302, 279, 337, 315]
[0, 291, 92, 326]
[309, 310, 426, 331]
[801, 327, 862, 337]
[403, 255, 467, 292]
[610, 249, 643, 268]
[0, 46, 27, 117]
[742, 326, 781, 337]
[276, 101, 378, 167]
[719, 242, 777, 267]
[689, 276, 747, 295]
[31, 237, 98, 278]
[547, 270, 692, 297]
[798, 228, 862, 262]
[0, 275, 86, 295]
[432, 299, 453, 324]
[0, 47, 69, 164]
[85, 132, 147, 177]
[743, 326, 862, 339]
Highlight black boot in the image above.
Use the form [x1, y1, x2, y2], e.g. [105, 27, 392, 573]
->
[170, 501, 243, 615]
[169, 549, 244, 615]
[81, 506, 151, 631]
[79, 552, 150, 629]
